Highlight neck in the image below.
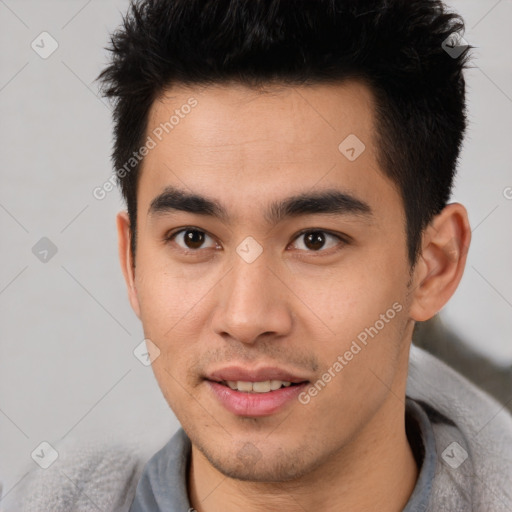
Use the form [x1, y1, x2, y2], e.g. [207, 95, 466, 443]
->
[188, 394, 419, 512]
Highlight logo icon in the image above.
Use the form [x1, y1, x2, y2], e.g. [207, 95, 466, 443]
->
[133, 338, 161, 366]
[442, 33, 469, 59]
[338, 134, 366, 161]
[32, 237, 58, 263]
[441, 441, 468, 469]
[31, 32, 59, 59]
[31, 441, 59, 469]
[236, 236, 263, 264]
[237, 442, 262, 466]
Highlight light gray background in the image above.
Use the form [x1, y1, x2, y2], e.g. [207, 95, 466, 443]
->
[1, 0, 511, 506]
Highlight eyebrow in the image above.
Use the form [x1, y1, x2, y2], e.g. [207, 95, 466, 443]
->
[148, 185, 373, 225]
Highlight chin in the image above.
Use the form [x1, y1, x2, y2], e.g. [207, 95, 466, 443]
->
[198, 441, 318, 483]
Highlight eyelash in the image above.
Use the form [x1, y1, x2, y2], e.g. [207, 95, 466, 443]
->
[163, 227, 350, 256]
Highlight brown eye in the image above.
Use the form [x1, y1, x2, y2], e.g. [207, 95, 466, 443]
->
[166, 228, 217, 251]
[183, 229, 205, 249]
[304, 231, 326, 250]
[292, 230, 346, 252]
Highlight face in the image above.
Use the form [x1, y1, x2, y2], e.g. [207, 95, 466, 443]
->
[123, 81, 417, 482]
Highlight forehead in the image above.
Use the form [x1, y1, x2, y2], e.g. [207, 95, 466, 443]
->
[146, 80, 376, 162]
[139, 80, 401, 224]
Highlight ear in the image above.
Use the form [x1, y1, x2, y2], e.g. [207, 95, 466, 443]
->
[116, 211, 141, 319]
[409, 203, 471, 322]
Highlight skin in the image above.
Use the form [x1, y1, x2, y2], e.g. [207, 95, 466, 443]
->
[117, 80, 471, 511]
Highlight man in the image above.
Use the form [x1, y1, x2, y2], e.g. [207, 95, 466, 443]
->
[9, 0, 512, 510]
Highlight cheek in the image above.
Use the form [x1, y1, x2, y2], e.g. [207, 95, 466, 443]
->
[295, 257, 404, 337]
[134, 244, 209, 332]
[135, 264, 206, 408]
[297, 258, 408, 388]
[133, 270, 195, 393]
[301, 298, 408, 430]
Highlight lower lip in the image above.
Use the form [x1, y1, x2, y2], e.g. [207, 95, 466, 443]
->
[207, 380, 308, 417]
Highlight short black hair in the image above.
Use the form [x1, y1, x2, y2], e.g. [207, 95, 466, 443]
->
[98, 0, 472, 266]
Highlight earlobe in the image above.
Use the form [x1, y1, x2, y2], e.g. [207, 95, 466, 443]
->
[409, 203, 471, 322]
[116, 211, 141, 319]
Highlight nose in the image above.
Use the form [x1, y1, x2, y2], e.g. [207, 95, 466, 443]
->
[211, 252, 293, 345]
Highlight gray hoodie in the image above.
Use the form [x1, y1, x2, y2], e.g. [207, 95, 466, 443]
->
[4, 346, 512, 511]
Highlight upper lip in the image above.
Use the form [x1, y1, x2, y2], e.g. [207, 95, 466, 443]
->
[206, 366, 310, 384]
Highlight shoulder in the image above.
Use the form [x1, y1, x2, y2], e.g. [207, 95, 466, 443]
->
[4, 436, 147, 512]
[407, 345, 512, 510]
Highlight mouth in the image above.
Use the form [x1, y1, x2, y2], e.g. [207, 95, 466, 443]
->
[203, 365, 311, 416]
[205, 378, 310, 416]
[209, 379, 308, 393]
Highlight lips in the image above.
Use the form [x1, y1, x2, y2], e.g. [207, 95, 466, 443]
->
[207, 380, 309, 416]
[206, 366, 310, 384]
[204, 365, 311, 416]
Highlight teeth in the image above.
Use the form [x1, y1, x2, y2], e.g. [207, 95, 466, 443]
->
[224, 380, 294, 393]
[236, 381, 254, 392]
[270, 379, 283, 390]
